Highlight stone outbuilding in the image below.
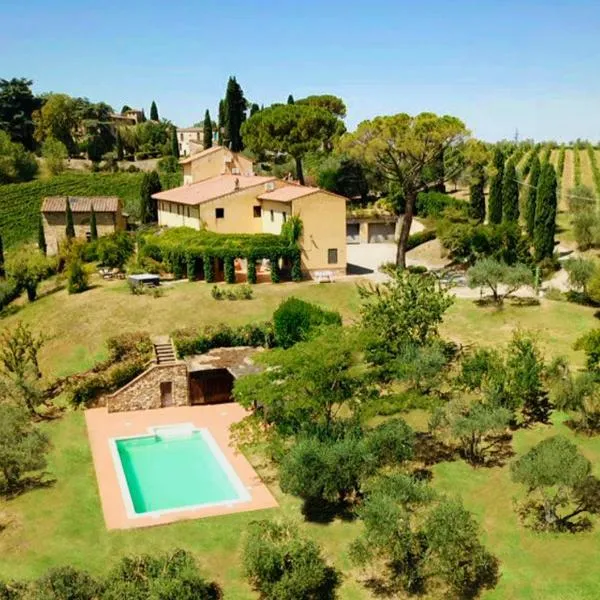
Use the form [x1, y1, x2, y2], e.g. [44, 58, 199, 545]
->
[41, 196, 127, 255]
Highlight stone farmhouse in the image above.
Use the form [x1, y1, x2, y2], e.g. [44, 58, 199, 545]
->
[153, 146, 347, 279]
[41, 196, 127, 255]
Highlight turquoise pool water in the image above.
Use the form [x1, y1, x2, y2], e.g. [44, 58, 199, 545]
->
[115, 429, 248, 515]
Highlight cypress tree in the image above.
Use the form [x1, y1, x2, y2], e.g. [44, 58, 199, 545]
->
[502, 159, 519, 222]
[250, 103, 260, 117]
[140, 171, 162, 223]
[287, 94, 295, 104]
[203, 109, 213, 149]
[533, 162, 558, 262]
[65, 198, 75, 239]
[0, 233, 4, 278]
[488, 148, 504, 224]
[115, 129, 124, 160]
[469, 164, 486, 223]
[38, 215, 47, 255]
[217, 100, 225, 145]
[171, 126, 180, 158]
[90, 205, 98, 241]
[525, 155, 540, 238]
[223, 76, 246, 152]
[150, 100, 159, 121]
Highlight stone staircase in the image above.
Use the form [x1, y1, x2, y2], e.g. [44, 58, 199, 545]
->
[153, 336, 177, 365]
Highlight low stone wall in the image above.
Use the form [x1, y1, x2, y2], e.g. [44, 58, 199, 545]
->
[107, 362, 189, 413]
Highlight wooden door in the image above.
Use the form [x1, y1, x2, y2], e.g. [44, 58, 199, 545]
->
[160, 381, 173, 407]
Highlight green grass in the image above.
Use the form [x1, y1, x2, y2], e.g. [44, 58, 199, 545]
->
[0, 171, 181, 248]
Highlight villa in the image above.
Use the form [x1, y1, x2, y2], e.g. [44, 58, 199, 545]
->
[153, 146, 348, 279]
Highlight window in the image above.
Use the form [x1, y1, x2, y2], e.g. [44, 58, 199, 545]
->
[283, 212, 287, 223]
[270, 210, 274, 222]
[179, 133, 183, 141]
[85, 232, 91, 242]
[253, 206, 262, 218]
[327, 248, 338, 264]
[216, 208, 224, 219]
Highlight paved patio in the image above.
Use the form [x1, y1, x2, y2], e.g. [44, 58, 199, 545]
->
[85, 404, 278, 530]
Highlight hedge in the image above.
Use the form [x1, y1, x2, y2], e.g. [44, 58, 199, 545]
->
[0, 172, 181, 248]
[416, 191, 469, 219]
[406, 229, 436, 251]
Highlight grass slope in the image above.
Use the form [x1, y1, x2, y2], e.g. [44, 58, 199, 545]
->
[0, 172, 181, 248]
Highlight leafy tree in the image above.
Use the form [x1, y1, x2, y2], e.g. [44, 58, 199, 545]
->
[424, 499, 499, 597]
[217, 99, 225, 145]
[65, 198, 75, 239]
[0, 77, 41, 150]
[115, 128, 124, 160]
[203, 109, 212, 149]
[89, 205, 98, 241]
[296, 95, 347, 118]
[572, 208, 600, 251]
[242, 103, 339, 185]
[358, 270, 453, 370]
[249, 102, 260, 117]
[42, 137, 68, 176]
[574, 329, 600, 372]
[223, 76, 246, 152]
[525, 155, 540, 236]
[340, 112, 467, 267]
[564, 257, 596, 295]
[33, 93, 78, 152]
[533, 162, 558, 261]
[467, 258, 533, 304]
[287, 94, 294, 104]
[550, 368, 600, 432]
[96, 232, 134, 269]
[5, 248, 54, 302]
[243, 520, 339, 600]
[150, 100, 159, 121]
[511, 436, 600, 530]
[67, 258, 88, 294]
[120, 104, 131, 114]
[139, 170, 161, 223]
[0, 403, 49, 491]
[469, 163, 486, 223]
[0, 233, 4, 278]
[391, 341, 449, 393]
[567, 183, 595, 214]
[233, 327, 369, 436]
[363, 418, 415, 466]
[440, 401, 511, 464]
[27, 566, 101, 600]
[272, 297, 341, 348]
[0, 130, 38, 183]
[502, 158, 519, 222]
[487, 148, 504, 224]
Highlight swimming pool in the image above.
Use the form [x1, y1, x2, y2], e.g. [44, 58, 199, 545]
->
[112, 424, 251, 517]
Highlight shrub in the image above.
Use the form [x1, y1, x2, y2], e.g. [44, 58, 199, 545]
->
[5, 247, 56, 301]
[406, 229, 436, 250]
[416, 191, 468, 218]
[66, 258, 89, 294]
[0, 131, 38, 184]
[573, 210, 599, 250]
[96, 232, 134, 269]
[247, 258, 257, 284]
[273, 297, 342, 348]
[29, 566, 101, 600]
[564, 257, 596, 295]
[467, 258, 534, 304]
[243, 520, 339, 600]
[574, 329, 600, 372]
[157, 155, 180, 173]
[364, 419, 415, 466]
[0, 279, 19, 312]
[108, 359, 147, 389]
[106, 332, 153, 362]
[42, 137, 68, 175]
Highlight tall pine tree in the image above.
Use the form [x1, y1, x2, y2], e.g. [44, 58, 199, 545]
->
[65, 198, 75, 239]
[38, 215, 47, 255]
[0, 232, 4, 278]
[533, 162, 558, 262]
[203, 109, 213, 149]
[171, 126, 180, 158]
[502, 158, 519, 222]
[287, 94, 295, 104]
[150, 100, 159, 121]
[488, 148, 504, 224]
[223, 76, 247, 152]
[249, 103, 260, 117]
[469, 164, 486, 223]
[525, 155, 540, 238]
[90, 205, 98, 241]
[140, 171, 162, 223]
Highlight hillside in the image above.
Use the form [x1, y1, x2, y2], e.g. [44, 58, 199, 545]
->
[0, 172, 181, 248]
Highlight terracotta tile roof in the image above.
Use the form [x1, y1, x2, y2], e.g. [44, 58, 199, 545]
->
[178, 145, 224, 165]
[41, 196, 120, 213]
[258, 185, 326, 202]
[152, 174, 277, 206]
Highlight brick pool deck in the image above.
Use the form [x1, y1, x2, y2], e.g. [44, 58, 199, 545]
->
[85, 404, 278, 530]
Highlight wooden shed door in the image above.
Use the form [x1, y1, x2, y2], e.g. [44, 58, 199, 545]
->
[160, 381, 173, 407]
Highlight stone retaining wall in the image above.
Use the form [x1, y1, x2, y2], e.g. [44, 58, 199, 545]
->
[107, 362, 189, 413]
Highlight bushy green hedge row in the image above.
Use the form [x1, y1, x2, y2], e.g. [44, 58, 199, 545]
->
[406, 229, 436, 250]
[140, 227, 301, 283]
[0, 172, 181, 248]
[416, 191, 469, 219]
[172, 322, 275, 357]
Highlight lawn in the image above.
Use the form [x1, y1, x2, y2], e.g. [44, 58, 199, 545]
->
[1, 276, 600, 598]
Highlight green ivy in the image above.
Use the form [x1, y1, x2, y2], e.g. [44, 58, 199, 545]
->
[247, 258, 257, 284]
[203, 255, 215, 283]
[224, 256, 235, 284]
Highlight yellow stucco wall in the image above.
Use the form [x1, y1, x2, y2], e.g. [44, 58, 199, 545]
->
[292, 192, 347, 275]
[187, 148, 254, 183]
[198, 186, 265, 234]
[260, 200, 291, 234]
[157, 201, 202, 229]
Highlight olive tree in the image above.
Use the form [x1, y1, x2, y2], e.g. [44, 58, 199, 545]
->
[467, 258, 534, 304]
[340, 112, 468, 268]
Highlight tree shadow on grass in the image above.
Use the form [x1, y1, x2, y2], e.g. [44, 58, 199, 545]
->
[508, 296, 540, 307]
[301, 496, 357, 524]
[1, 474, 56, 500]
[413, 431, 457, 467]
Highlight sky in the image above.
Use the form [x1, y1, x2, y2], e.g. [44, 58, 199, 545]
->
[2, 0, 599, 142]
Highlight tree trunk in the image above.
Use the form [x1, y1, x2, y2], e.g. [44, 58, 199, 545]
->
[396, 191, 416, 269]
[295, 156, 305, 186]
